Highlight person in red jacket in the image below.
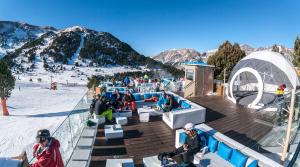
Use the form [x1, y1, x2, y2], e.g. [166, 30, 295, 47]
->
[30, 129, 64, 167]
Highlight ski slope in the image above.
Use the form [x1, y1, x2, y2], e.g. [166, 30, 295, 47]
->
[0, 80, 87, 158]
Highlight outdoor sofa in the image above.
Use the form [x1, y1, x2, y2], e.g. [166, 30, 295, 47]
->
[132, 91, 206, 129]
[175, 124, 283, 167]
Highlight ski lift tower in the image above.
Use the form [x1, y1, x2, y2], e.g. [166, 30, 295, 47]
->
[182, 62, 214, 98]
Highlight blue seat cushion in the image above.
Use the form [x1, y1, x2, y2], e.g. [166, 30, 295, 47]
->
[195, 129, 206, 138]
[144, 93, 152, 99]
[133, 93, 141, 101]
[152, 93, 160, 98]
[247, 160, 258, 167]
[195, 129, 207, 146]
[179, 132, 187, 144]
[229, 149, 248, 167]
[105, 92, 114, 100]
[208, 136, 218, 153]
[217, 142, 233, 160]
[181, 101, 191, 109]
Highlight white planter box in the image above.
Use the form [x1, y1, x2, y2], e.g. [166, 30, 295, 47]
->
[104, 124, 124, 139]
[139, 112, 150, 122]
[115, 117, 128, 125]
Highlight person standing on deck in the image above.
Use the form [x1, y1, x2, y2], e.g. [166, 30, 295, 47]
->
[123, 76, 130, 87]
[89, 95, 97, 116]
[30, 129, 64, 167]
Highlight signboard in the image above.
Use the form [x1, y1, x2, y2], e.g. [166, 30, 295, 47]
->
[186, 69, 194, 80]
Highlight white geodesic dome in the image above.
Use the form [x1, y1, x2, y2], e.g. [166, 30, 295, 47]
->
[227, 51, 299, 109]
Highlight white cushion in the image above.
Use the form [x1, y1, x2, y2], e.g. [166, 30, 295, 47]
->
[104, 125, 124, 139]
[139, 112, 150, 122]
[94, 115, 105, 124]
[116, 117, 128, 125]
[106, 159, 134, 167]
[194, 152, 233, 167]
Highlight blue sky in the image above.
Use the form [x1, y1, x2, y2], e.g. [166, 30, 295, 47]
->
[0, 0, 299, 56]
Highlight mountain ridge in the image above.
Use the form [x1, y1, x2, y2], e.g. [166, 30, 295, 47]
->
[0, 21, 184, 81]
[153, 44, 294, 68]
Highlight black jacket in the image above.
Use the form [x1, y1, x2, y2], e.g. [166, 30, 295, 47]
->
[95, 99, 108, 115]
[185, 133, 201, 152]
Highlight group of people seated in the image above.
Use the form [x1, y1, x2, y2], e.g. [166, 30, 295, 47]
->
[157, 90, 179, 112]
[90, 88, 136, 123]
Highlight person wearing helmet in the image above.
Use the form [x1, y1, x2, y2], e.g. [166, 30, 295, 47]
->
[30, 129, 64, 167]
[170, 123, 200, 166]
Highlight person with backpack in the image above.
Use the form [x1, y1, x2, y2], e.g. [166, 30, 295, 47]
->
[30, 129, 64, 167]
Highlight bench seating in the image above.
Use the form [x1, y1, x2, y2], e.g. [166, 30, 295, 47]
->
[175, 124, 283, 167]
[132, 91, 206, 129]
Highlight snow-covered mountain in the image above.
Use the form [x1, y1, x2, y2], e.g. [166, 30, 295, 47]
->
[0, 21, 55, 58]
[0, 21, 183, 83]
[152, 48, 204, 68]
[154, 44, 294, 68]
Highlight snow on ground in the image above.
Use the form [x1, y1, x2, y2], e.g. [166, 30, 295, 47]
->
[17, 66, 146, 85]
[0, 80, 87, 157]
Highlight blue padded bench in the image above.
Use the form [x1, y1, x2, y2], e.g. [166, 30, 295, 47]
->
[176, 124, 283, 167]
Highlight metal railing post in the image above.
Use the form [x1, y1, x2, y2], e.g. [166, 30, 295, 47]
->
[281, 88, 296, 162]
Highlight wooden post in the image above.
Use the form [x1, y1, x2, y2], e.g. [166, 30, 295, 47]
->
[50, 74, 53, 90]
[1, 97, 9, 116]
[281, 88, 296, 162]
[224, 68, 226, 84]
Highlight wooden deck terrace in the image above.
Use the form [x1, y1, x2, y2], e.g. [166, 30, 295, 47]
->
[189, 95, 273, 151]
[89, 94, 273, 166]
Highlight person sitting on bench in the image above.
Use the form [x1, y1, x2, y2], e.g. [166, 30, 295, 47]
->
[112, 89, 123, 110]
[94, 94, 113, 122]
[123, 90, 136, 112]
[162, 94, 179, 112]
[169, 123, 200, 166]
[157, 90, 168, 109]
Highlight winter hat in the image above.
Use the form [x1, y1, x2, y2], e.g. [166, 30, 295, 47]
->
[36, 129, 50, 139]
[184, 123, 194, 131]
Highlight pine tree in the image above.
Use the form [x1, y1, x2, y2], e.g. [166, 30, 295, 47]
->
[272, 44, 280, 53]
[207, 41, 246, 81]
[0, 60, 15, 116]
[293, 36, 300, 67]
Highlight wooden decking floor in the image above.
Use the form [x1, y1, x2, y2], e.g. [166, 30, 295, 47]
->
[189, 95, 273, 151]
[89, 113, 175, 166]
[90, 95, 273, 167]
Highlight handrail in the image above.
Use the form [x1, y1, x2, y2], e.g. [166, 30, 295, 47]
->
[28, 90, 91, 164]
[184, 81, 194, 90]
[287, 141, 300, 167]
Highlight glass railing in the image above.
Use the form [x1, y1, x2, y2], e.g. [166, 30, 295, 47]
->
[26, 91, 92, 165]
[287, 141, 300, 167]
[254, 90, 300, 165]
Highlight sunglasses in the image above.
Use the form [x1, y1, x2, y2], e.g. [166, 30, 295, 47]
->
[36, 137, 47, 143]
